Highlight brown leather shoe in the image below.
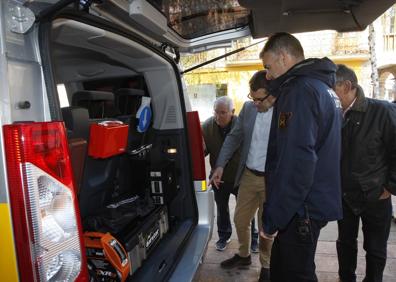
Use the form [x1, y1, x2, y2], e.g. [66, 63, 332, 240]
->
[220, 254, 251, 269]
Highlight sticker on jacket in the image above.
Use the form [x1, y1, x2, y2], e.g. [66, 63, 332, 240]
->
[327, 88, 342, 109]
[279, 112, 292, 128]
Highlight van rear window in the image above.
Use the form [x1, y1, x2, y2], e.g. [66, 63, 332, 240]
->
[57, 84, 69, 108]
[148, 0, 250, 39]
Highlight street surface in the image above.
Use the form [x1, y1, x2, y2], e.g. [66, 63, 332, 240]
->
[194, 191, 396, 282]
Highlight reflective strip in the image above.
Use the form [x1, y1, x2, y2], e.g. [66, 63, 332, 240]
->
[194, 180, 207, 192]
[201, 180, 207, 191]
[0, 203, 18, 282]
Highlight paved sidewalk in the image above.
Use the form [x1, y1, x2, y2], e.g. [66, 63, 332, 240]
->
[193, 196, 396, 282]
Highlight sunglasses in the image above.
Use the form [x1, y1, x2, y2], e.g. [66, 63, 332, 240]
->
[247, 93, 270, 103]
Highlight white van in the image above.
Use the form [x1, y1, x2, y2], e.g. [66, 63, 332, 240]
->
[0, 0, 393, 281]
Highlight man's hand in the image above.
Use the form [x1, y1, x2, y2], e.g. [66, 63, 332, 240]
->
[260, 229, 278, 240]
[379, 188, 391, 200]
[209, 167, 224, 189]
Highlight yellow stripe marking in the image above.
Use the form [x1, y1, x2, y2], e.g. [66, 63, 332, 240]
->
[0, 203, 19, 282]
[201, 180, 207, 191]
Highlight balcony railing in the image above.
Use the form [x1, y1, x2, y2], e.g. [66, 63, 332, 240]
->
[334, 32, 369, 55]
[226, 31, 369, 61]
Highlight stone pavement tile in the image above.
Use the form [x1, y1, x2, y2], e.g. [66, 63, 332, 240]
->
[389, 226, 396, 244]
[316, 241, 337, 255]
[318, 221, 338, 241]
[315, 245, 396, 279]
[385, 258, 396, 278]
[316, 272, 341, 282]
[202, 243, 239, 264]
[315, 254, 366, 275]
[317, 272, 396, 282]
[389, 245, 396, 258]
[193, 263, 261, 282]
[203, 239, 261, 267]
[316, 241, 396, 258]
[315, 254, 339, 273]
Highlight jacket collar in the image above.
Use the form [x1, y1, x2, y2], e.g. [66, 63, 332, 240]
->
[350, 86, 368, 113]
[267, 57, 336, 96]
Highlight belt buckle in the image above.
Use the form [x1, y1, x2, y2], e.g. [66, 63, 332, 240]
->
[247, 167, 264, 177]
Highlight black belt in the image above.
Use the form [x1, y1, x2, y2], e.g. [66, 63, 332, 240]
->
[246, 167, 265, 177]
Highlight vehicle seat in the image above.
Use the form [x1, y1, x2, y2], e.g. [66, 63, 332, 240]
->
[115, 88, 145, 120]
[72, 90, 120, 119]
[61, 106, 89, 194]
[114, 88, 146, 150]
[62, 106, 90, 140]
[71, 91, 123, 219]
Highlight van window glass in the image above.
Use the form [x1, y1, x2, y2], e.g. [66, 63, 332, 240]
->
[148, 0, 249, 39]
[57, 84, 69, 108]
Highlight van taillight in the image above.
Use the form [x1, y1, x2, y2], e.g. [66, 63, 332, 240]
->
[186, 111, 207, 191]
[3, 122, 88, 282]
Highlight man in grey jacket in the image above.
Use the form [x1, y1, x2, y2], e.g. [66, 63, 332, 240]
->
[210, 70, 276, 282]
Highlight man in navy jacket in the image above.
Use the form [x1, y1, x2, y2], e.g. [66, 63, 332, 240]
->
[259, 32, 343, 281]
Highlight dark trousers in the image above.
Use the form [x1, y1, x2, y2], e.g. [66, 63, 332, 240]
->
[337, 198, 392, 282]
[213, 182, 258, 241]
[270, 215, 327, 282]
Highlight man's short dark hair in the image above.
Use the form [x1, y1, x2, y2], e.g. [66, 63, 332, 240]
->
[259, 32, 304, 59]
[336, 64, 358, 88]
[249, 70, 269, 92]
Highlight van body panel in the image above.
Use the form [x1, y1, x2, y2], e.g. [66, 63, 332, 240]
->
[169, 190, 214, 281]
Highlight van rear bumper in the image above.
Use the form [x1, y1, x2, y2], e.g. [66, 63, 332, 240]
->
[169, 189, 214, 282]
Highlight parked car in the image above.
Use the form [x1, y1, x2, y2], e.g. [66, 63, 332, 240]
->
[0, 0, 394, 281]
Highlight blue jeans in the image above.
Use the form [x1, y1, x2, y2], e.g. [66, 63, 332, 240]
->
[337, 198, 392, 282]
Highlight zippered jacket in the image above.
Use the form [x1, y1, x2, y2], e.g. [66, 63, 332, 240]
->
[341, 87, 396, 214]
[263, 58, 343, 234]
[202, 116, 240, 184]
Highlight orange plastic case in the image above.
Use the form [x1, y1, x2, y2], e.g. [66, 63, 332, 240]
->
[88, 121, 128, 158]
[84, 232, 130, 282]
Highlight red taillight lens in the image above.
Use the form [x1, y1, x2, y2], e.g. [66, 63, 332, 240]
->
[3, 122, 88, 282]
[186, 111, 206, 180]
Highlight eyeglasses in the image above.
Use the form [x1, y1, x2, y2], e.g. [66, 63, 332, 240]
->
[247, 93, 270, 103]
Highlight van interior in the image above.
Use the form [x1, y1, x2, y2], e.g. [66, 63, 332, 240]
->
[48, 16, 198, 281]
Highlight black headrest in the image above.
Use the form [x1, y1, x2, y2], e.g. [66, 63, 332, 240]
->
[62, 106, 90, 140]
[72, 90, 120, 119]
[72, 90, 115, 106]
[115, 88, 146, 116]
[115, 88, 145, 97]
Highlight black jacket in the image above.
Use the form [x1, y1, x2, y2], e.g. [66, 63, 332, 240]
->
[341, 87, 396, 214]
[263, 58, 343, 234]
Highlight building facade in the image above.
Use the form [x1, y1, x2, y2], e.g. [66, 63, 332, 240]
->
[181, 4, 396, 118]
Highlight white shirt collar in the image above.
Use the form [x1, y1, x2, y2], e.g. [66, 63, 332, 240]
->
[343, 97, 357, 118]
